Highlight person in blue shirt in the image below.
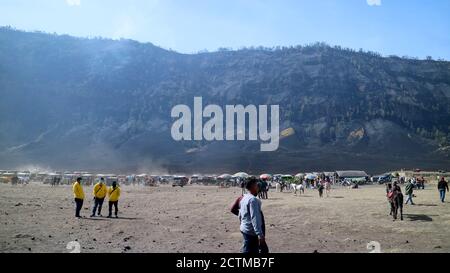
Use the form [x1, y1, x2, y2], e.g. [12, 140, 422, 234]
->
[238, 177, 268, 253]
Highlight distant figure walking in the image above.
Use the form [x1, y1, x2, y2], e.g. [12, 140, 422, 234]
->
[258, 179, 268, 199]
[417, 177, 425, 190]
[318, 180, 325, 198]
[405, 179, 415, 205]
[263, 180, 269, 199]
[73, 177, 85, 218]
[257, 180, 263, 199]
[238, 177, 269, 254]
[325, 179, 331, 197]
[107, 181, 121, 218]
[438, 177, 449, 203]
[51, 176, 57, 187]
[11, 175, 19, 186]
[91, 178, 107, 217]
[240, 179, 246, 196]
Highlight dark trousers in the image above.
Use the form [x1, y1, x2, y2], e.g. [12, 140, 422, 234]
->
[108, 201, 118, 216]
[319, 188, 324, 197]
[241, 232, 270, 254]
[259, 240, 269, 254]
[74, 198, 83, 217]
[439, 190, 446, 202]
[92, 197, 105, 215]
[241, 232, 259, 254]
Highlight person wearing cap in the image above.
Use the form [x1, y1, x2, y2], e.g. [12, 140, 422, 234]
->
[91, 177, 107, 217]
[107, 181, 121, 218]
[73, 177, 85, 218]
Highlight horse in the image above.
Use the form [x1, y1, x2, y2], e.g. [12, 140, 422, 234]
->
[387, 187, 404, 221]
[275, 182, 282, 192]
[275, 181, 288, 192]
[291, 183, 305, 195]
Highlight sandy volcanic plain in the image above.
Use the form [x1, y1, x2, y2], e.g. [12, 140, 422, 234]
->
[1, 182, 450, 253]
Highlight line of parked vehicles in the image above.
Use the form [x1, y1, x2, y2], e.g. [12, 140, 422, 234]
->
[1, 169, 446, 188]
[0, 170, 192, 187]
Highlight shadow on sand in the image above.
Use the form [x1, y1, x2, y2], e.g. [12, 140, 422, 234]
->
[83, 217, 109, 221]
[404, 214, 434, 222]
[83, 216, 142, 221]
[415, 204, 438, 207]
[114, 217, 143, 220]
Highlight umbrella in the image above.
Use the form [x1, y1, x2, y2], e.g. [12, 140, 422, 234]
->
[305, 173, 318, 180]
[233, 172, 249, 178]
[260, 174, 272, 180]
[218, 174, 232, 180]
[295, 173, 305, 178]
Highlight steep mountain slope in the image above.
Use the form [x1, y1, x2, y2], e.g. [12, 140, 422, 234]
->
[0, 27, 449, 174]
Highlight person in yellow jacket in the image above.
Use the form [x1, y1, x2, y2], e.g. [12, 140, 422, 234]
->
[72, 177, 85, 218]
[107, 181, 121, 218]
[91, 177, 107, 217]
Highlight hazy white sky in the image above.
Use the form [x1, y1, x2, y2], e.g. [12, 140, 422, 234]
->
[0, 0, 449, 59]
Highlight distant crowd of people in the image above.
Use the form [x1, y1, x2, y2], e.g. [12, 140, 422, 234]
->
[231, 175, 334, 254]
[232, 175, 448, 253]
[60, 172, 450, 253]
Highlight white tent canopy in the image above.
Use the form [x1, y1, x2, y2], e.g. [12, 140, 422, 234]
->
[218, 174, 233, 179]
[233, 172, 249, 178]
[305, 173, 318, 180]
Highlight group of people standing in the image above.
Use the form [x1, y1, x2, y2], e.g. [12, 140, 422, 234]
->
[257, 179, 269, 199]
[316, 177, 332, 198]
[72, 177, 121, 218]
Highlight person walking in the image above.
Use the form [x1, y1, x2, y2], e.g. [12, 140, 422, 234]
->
[91, 177, 107, 217]
[73, 177, 85, 218]
[325, 178, 331, 197]
[405, 179, 415, 205]
[107, 181, 121, 218]
[438, 177, 449, 203]
[257, 180, 263, 199]
[11, 175, 18, 186]
[238, 177, 269, 254]
[263, 179, 269, 200]
[318, 180, 325, 198]
[240, 178, 246, 196]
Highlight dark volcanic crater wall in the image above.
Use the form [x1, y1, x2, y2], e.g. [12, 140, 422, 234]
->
[0, 28, 449, 174]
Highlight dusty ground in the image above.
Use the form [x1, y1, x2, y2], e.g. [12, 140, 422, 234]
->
[0, 183, 449, 253]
